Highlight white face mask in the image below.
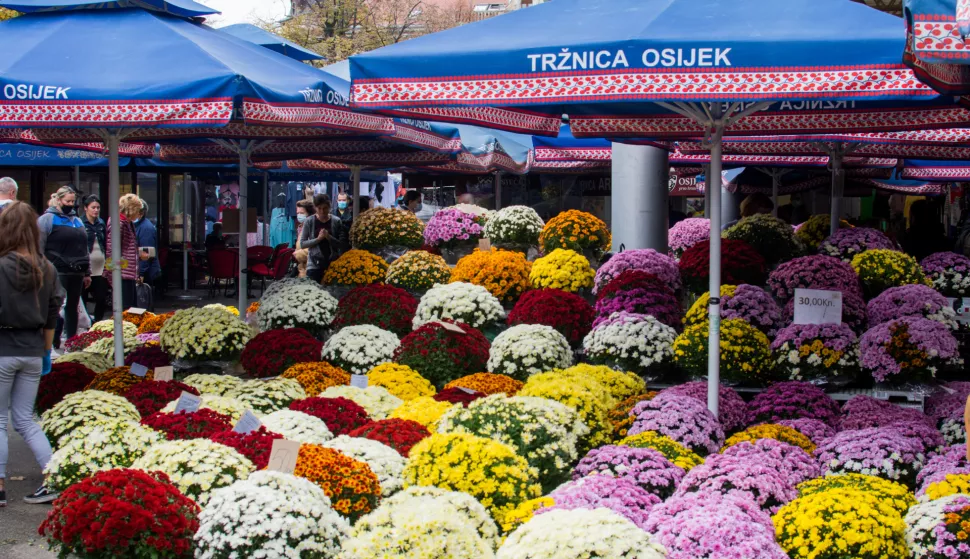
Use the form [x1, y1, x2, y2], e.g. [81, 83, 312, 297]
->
[297, 214, 307, 224]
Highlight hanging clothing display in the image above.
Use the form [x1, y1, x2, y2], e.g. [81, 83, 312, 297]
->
[269, 207, 293, 248]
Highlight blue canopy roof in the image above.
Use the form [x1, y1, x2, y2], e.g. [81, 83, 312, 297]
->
[0, 7, 391, 142]
[901, 158, 970, 180]
[0, 0, 217, 17]
[350, 0, 968, 138]
[217, 23, 324, 62]
[0, 142, 131, 166]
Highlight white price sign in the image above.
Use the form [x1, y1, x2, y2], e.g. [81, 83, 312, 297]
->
[793, 289, 843, 326]
[350, 374, 369, 389]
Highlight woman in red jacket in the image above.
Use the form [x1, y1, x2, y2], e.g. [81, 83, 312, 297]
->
[105, 194, 141, 310]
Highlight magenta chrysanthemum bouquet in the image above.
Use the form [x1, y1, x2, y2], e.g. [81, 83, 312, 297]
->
[593, 249, 681, 294]
[839, 396, 936, 431]
[540, 474, 660, 529]
[859, 315, 960, 383]
[668, 218, 711, 259]
[819, 227, 896, 261]
[644, 491, 788, 559]
[661, 381, 748, 433]
[927, 390, 969, 423]
[771, 323, 860, 383]
[720, 438, 821, 486]
[867, 284, 958, 330]
[593, 278, 682, 331]
[673, 453, 797, 513]
[922, 251, 970, 297]
[815, 427, 926, 487]
[782, 289, 869, 335]
[572, 445, 686, 500]
[776, 418, 836, 445]
[767, 254, 863, 301]
[629, 393, 725, 456]
[422, 208, 485, 249]
[886, 421, 945, 455]
[747, 381, 841, 427]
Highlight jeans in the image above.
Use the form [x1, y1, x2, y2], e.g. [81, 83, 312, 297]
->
[84, 275, 108, 322]
[54, 274, 83, 344]
[0, 356, 51, 479]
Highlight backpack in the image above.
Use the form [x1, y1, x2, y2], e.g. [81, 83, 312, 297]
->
[135, 283, 154, 312]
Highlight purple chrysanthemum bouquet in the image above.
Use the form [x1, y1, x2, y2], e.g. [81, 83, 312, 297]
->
[629, 393, 725, 456]
[867, 284, 958, 330]
[673, 452, 798, 513]
[540, 474, 660, 529]
[572, 445, 685, 500]
[661, 381, 749, 433]
[917, 444, 968, 490]
[686, 284, 782, 337]
[136, 333, 160, 345]
[859, 315, 960, 384]
[927, 390, 969, 423]
[719, 438, 821, 486]
[839, 398, 936, 431]
[922, 251, 970, 297]
[422, 208, 485, 249]
[771, 323, 860, 383]
[644, 491, 789, 559]
[783, 289, 869, 335]
[747, 381, 842, 427]
[593, 249, 681, 294]
[819, 227, 896, 261]
[593, 283, 682, 330]
[815, 427, 926, 487]
[668, 218, 711, 259]
[886, 421, 945, 455]
[767, 254, 863, 301]
[776, 418, 836, 445]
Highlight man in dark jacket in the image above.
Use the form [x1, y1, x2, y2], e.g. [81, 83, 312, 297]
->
[133, 199, 161, 284]
[37, 187, 90, 346]
[299, 194, 345, 283]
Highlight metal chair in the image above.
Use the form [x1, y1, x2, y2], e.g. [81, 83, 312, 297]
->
[251, 248, 295, 296]
[206, 249, 238, 298]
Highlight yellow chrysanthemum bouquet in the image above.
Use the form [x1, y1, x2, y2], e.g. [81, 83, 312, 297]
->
[451, 248, 532, 303]
[528, 248, 594, 293]
[323, 249, 388, 287]
[538, 210, 611, 258]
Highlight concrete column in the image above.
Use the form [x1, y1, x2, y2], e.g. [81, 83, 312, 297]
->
[611, 142, 669, 252]
[721, 184, 742, 229]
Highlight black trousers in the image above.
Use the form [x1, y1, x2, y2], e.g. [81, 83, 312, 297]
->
[83, 275, 109, 322]
[54, 274, 84, 345]
[120, 279, 136, 310]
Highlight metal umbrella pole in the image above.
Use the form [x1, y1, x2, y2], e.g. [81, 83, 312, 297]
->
[351, 165, 362, 220]
[168, 171, 201, 302]
[99, 128, 127, 367]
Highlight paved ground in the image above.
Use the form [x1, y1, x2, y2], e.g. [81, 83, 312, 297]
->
[2, 424, 57, 559]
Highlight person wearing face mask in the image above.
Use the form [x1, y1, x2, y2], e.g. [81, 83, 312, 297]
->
[81, 195, 108, 322]
[300, 194, 344, 283]
[333, 192, 354, 228]
[293, 200, 313, 277]
[37, 186, 90, 348]
[401, 191, 422, 214]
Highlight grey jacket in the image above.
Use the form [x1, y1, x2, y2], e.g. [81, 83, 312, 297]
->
[0, 254, 63, 357]
[299, 215, 345, 271]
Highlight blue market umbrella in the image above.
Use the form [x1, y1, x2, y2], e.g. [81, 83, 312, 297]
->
[904, 0, 970, 93]
[218, 23, 325, 62]
[901, 158, 970, 179]
[0, 0, 216, 17]
[0, 3, 395, 364]
[348, 0, 970, 416]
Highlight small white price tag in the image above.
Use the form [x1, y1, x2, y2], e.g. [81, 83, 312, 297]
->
[266, 439, 302, 474]
[434, 321, 466, 334]
[130, 363, 149, 378]
[153, 366, 174, 382]
[233, 410, 262, 434]
[478, 238, 491, 252]
[947, 298, 970, 324]
[173, 391, 202, 414]
[127, 307, 147, 316]
[351, 375, 369, 389]
[793, 288, 843, 326]
[457, 387, 477, 395]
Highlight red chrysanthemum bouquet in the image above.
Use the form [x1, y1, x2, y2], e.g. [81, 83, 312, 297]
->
[38, 469, 200, 559]
[141, 409, 234, 440]
[124, 345, 172, 369]
[393, 319, 490, 388]
[123, 380, 200, 417]
[507, 288, 594, 346]
[679, 238, 767, 295]
[348, 418, 431, 457]
[433, 386, 486, 407]
[36, 362, 96, 413]
[210, 426, 283, 469]
[330, 284, 418, 337]
[240, 328, 323, 379]
[64, 330, 112, 352]
[289, 396, 371, 436]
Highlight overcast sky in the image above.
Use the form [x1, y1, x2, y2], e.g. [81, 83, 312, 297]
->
[203, 0, 291, 26]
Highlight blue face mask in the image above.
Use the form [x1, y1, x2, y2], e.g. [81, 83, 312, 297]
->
[338, 201, 348, 210]
[297, 214, 307, 223]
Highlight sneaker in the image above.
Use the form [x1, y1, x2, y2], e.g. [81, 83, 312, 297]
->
[0, 489, 6, 507]
[23, 485, 57, 504]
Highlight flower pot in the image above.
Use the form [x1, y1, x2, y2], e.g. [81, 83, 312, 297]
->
[492, 242, 540, 261]
[441, 243, 477, 265]
[373, 246, 410, 264]
[325, 285, 352, 300]
[582, 248, 601, 269]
